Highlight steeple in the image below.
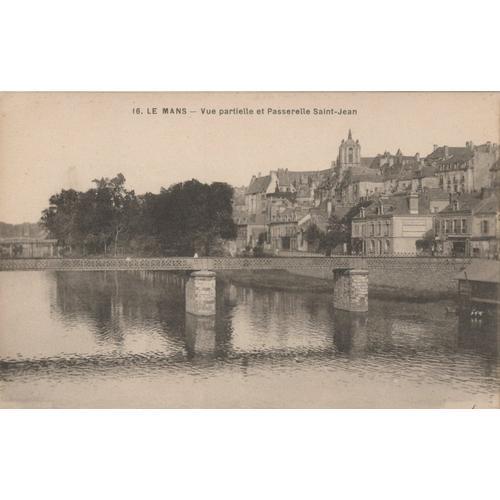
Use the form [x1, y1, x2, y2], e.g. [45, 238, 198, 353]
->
[337, 129, 361, 172]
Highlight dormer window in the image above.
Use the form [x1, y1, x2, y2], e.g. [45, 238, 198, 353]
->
[452, 200, 459, 211]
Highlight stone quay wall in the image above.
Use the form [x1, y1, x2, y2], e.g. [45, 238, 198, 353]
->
[289, 256, 472, 295]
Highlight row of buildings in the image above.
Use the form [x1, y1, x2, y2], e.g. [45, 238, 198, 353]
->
[233, 130, 500, 257]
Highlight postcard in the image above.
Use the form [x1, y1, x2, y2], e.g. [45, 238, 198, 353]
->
[0, 92, 498, 408]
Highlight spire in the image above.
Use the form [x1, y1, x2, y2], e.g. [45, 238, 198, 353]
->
[348, 129, 352, 140]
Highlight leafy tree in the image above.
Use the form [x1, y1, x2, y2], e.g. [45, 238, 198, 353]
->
[304, 223, 324, 244]
[416, 229, 436, 255]
[41, 174, 138, 255]
[89, 173, 137, 255]
[303, 223, 325, 253]
[41, 189, 81, 254]
[139, 179, 237, 256]
[321, 200, 373, 255]
[40, 176, 237, 257]
[321, 215, 350, 254]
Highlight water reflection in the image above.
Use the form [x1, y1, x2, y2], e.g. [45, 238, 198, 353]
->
[333, 311, 368, 354]
[0, 270, 498, 407]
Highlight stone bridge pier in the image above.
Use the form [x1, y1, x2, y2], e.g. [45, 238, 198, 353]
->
[185, 270, 217, 316]
[332, 268, 369, 313]
[185, 267, 369, 316]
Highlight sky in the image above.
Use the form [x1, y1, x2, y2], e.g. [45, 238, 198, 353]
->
[0, 92, 498, 224]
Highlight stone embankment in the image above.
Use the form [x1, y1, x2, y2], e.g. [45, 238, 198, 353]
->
[288, 256, 472, 300]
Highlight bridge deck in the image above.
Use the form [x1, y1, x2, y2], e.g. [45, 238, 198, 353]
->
[0, 256, 367, 272]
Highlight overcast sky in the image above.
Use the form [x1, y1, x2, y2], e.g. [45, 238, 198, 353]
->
[0, 92, 498, 224]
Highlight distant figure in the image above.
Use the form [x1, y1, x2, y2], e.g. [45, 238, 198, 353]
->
[193, 252, 199, 258]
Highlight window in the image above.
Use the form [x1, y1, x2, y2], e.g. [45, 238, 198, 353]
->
[452, 200, 459, 211]
[445, 220, 451, 233]
[370, 240, 375, 252]
[370, 224, 374, 236]
[453, 219, 459, 233]
[481, 220, 489, 234]
[434, 220, 440, 234]
[461, 219, 467, 234]
[348, 147, 353, 163]
[385, 240, 390, 253]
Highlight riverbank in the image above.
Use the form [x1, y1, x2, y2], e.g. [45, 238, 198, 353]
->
[217, 270, 455, 302]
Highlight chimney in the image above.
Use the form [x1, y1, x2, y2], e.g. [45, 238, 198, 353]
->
[415, 152, 420, 161]
[258, 172, 261, 177]
[443, 145, 449, 158]
[433, 144, 439, 152]
[408, 193, 419, 215]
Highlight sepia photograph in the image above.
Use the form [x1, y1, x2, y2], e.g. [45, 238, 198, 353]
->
[0, 92, 498, 408]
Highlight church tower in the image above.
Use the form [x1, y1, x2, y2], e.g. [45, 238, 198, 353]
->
[337, 129, 361, 172]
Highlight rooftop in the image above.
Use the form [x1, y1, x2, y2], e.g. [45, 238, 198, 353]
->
[354, 192, 434, 218]
[473, 191, 498, 215]
[438, 192, 484, 214]
[455, 260, 500, 284]
[246, 175, 271, 195]
[426, 146, 474, 165]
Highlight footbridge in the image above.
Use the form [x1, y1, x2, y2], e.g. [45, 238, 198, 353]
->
[0, 257, 369, 313]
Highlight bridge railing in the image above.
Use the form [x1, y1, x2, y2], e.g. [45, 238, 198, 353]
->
[0, 255, 477, 273]
[0, 256, 369, 272]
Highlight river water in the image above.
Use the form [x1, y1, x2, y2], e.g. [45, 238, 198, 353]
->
[0, 271, 498, 408]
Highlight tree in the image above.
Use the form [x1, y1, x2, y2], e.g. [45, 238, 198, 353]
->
[203, 182, 237, 254]
[321, 215, 350, 255]
[150, 180, 236, 256]
[40, 176, 237, 257]
[304, 223, 324, 244]
[321, 200, 373, 255]
[304, 223, 325, 252]
[90, 173, 137, 255]
[40, 174, 138, 255]
[40, 189, 81, 253]
[416, 229, 436, 255]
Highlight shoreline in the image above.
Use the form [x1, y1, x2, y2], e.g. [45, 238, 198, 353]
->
[217, 269, 455, 302]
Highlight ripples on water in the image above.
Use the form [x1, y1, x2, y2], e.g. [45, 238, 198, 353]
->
[0, 271, 498, 407]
